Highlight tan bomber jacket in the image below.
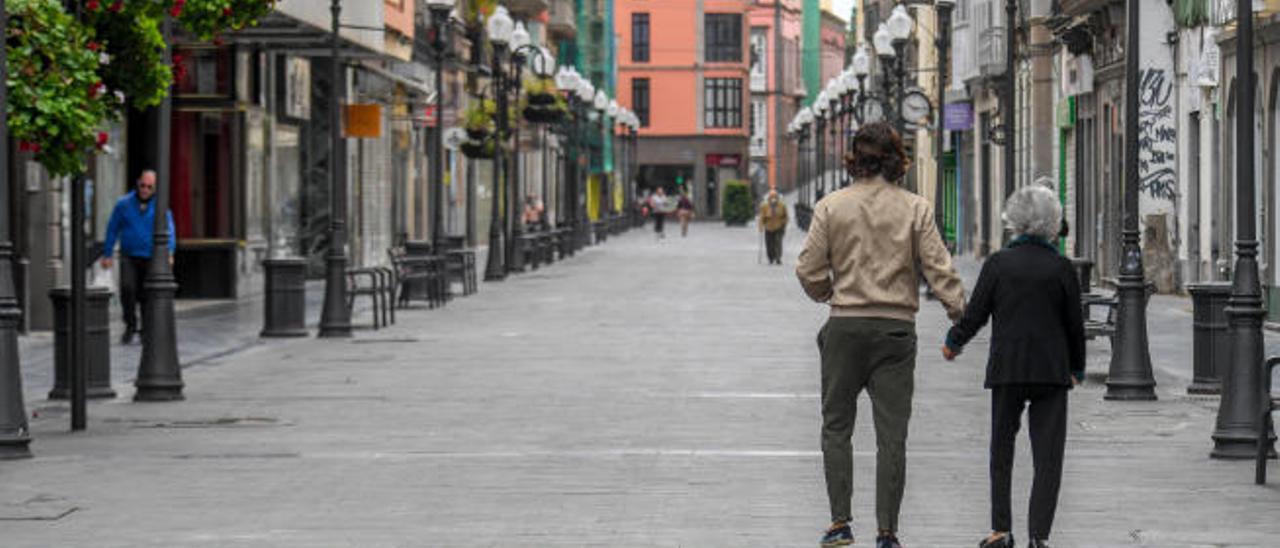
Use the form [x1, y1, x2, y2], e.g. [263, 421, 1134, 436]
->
[795, 177, 966, 322]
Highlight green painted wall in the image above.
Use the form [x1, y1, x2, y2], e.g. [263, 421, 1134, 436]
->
[803, 0, 821, 106]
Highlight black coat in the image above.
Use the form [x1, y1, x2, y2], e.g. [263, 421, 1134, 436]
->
[946, 238, 1085, 388]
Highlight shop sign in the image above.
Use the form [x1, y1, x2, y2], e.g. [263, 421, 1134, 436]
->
[943, 103, 973, 131]
[344, 104, 383, 138]
[706, 154, 740, 167]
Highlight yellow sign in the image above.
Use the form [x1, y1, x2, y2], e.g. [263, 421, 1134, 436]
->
[344, 104, 383, 138]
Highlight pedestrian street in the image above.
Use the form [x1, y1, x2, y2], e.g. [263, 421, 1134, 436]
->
[5, 222, 1280, 547]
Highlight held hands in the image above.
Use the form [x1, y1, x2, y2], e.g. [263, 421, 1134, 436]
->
[100, 257, 113, 269]
[941, 345, 959, 361]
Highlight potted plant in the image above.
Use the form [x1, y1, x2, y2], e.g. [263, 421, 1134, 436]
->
[523, 77, 558, 106]
[463, 99, 496, 140]
[460, 139, 495, 159]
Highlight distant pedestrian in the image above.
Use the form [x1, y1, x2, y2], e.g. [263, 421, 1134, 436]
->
[648, 187, 670, 239]
[758, 189, 788, 264]
[796, 123, 965, 548]
[942, 185, 1084, 548]
[676, 192, 695, 237]
[522, 194, 545, 230]
[101, 170, 176, 345]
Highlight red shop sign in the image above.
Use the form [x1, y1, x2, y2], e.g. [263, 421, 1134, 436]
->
[705, 154, 740, 167]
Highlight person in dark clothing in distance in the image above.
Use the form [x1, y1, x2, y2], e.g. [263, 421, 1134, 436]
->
[942, 185, 1085, 548]
[101, 170, 176, 344]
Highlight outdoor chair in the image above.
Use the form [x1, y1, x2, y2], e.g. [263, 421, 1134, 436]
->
[346, 267, 390, 329]
[388, 247, 447, 309]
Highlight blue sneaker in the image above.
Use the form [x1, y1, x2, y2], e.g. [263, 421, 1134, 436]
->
[820, 522, 854, 547]
[876, 532, 904, 548]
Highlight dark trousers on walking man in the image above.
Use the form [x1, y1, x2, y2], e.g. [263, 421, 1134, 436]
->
[765, 229, 784, 264]
[118, 256, 151, 341]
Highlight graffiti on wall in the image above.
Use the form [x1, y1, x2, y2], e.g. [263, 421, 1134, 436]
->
[1137, 69, 1178, 201]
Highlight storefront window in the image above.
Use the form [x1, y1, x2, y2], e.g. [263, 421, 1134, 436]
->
[272, 125, 302, 257]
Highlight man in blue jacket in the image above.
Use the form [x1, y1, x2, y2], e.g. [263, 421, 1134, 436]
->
[101, 170, 175, 344]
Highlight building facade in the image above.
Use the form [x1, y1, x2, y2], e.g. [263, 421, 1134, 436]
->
[616, 0, 752, 217]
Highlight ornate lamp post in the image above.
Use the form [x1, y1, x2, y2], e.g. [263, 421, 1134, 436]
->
[554, 66, 581, 254]
[813, 92, 828, 200]
[1213, 0, 1275, 458]
[574, 76, 596, 249]
[0, 0, 32, 459]
[1103, 0, 1158, 401]
[887, 5, 914, 139]
[936, 0, 955, 241]
[503, 21, 541, 273]
[425, 0, 454, 253]
[319, 0, 353, 337]
[483, 5, 514, 281]
[135, 16, 184, 400]
[874, 23, 896, 127]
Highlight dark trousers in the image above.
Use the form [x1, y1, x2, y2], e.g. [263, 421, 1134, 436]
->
[119, 256, 151, 333]
[990, 385, 1069, 540]
[765, 229, 784, 263]
[818, 317, 916, 531]
[653, 213, 665, 234]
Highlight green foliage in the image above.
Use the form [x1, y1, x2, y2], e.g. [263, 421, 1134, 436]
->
[722, 180, 753, 226]
[7, 0, 122, 177]
[88, 2, 171, 109]
[463, 99, 496, 131]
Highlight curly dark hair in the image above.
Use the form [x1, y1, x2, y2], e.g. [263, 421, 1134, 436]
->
[844, 122, 909, 182]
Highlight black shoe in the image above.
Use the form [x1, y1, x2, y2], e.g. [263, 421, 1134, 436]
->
[979, 532, 1015, 548]
[819, 522, 854, 547]
[120, 330, 135, 345]
[1027, 539, 1051, 548]
[876, 532, 904, 548]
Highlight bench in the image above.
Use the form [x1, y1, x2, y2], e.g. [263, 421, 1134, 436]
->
[439, 236, 478, 296]
[1259, 357, 1280, 484]
[388, 247, 447, 309]
[1084, 278, 1156, 345]
[346, 267, 393, 329]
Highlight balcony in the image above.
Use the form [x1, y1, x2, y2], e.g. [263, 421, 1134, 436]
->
[977, 26, 1006, 79]
[548, 0, 576, 41]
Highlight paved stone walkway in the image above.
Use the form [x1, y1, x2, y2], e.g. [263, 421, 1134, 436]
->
[5, 222, 1279, 547]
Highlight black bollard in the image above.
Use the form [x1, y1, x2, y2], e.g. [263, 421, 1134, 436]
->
[260, 258, 308, 338]
[48, 287, 116, 400]
[1187, 282, 1231, 395]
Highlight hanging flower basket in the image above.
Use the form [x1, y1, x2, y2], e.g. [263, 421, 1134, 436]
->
[526, 92, 557, 106]
[460, 140, 495, 159]
[522, 105, 564, 124]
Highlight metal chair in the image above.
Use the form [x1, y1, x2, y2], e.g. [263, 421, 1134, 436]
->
[1257, 357, 1280, 484]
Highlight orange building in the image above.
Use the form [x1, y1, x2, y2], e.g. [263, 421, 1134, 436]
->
[616, 0, 752, 217]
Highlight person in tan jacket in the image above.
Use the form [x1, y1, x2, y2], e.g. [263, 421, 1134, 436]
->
[758, 189, 789, 264]
[798, 122, 966, 548]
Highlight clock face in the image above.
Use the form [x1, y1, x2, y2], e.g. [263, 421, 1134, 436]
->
[902, 92, 932, 124]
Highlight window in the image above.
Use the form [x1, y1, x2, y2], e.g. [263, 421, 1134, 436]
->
[633, 78, 650, 127]
[750, 27, 768, 91]
[705, 14, 743, 62]
[704, 78, 743, 128]
[632, 13, 650, 62]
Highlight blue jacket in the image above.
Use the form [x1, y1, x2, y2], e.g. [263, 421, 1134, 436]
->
[103, 191, 176, 259]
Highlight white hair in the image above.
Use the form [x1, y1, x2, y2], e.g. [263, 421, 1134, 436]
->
[1003, 185, 1062, 240]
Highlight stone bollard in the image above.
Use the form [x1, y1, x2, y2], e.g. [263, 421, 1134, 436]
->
[48, 287, 115, 400]
[260, 258, 308, 338]
[1187, 281, 1232, 395]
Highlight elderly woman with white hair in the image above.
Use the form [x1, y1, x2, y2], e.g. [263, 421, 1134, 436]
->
[942, 185, 1085, 548]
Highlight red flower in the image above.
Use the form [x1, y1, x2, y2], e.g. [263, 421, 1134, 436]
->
[213, 36, 224, 46]
[170, 0, 185, 17]
[64, 142, 77, 151]
[108, 0, 123, 12]
[223, 7, 232, 16]
[18, 142, 33, 152]
[87, 41, 100, 52]
[96, 132, 109, 147]
[88, 81, 105, 98]
[86, 0, 100, 11]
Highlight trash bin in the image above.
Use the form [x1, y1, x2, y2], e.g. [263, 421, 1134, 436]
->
[260, 258, 308, 337]
[48, 287, 115, 400]
[1187, 281, 1231, 395]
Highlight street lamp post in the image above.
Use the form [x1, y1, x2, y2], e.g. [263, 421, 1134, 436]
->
[874, 23, 896, 128]
[0, 0, 32, 459]
[483, 5, 514, 281]
[936, 0, 955, 241]
[426, 0, 453, 253]
[814, 95, 827, 200]
[1103, 0, 1158, 401]
[1213, 0, 1276, 458]
[318, 0, 352, 337]
[888, 5, 914, 140]
[1001, 0, 1016, 203]
[504, 22, 533, 274]
[135, 15, 184, 401]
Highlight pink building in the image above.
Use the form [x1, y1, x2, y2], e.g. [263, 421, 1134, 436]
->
[617, 0, 752, 217]
[747, 0, 806, 194]
[819, 9, 847, 88]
